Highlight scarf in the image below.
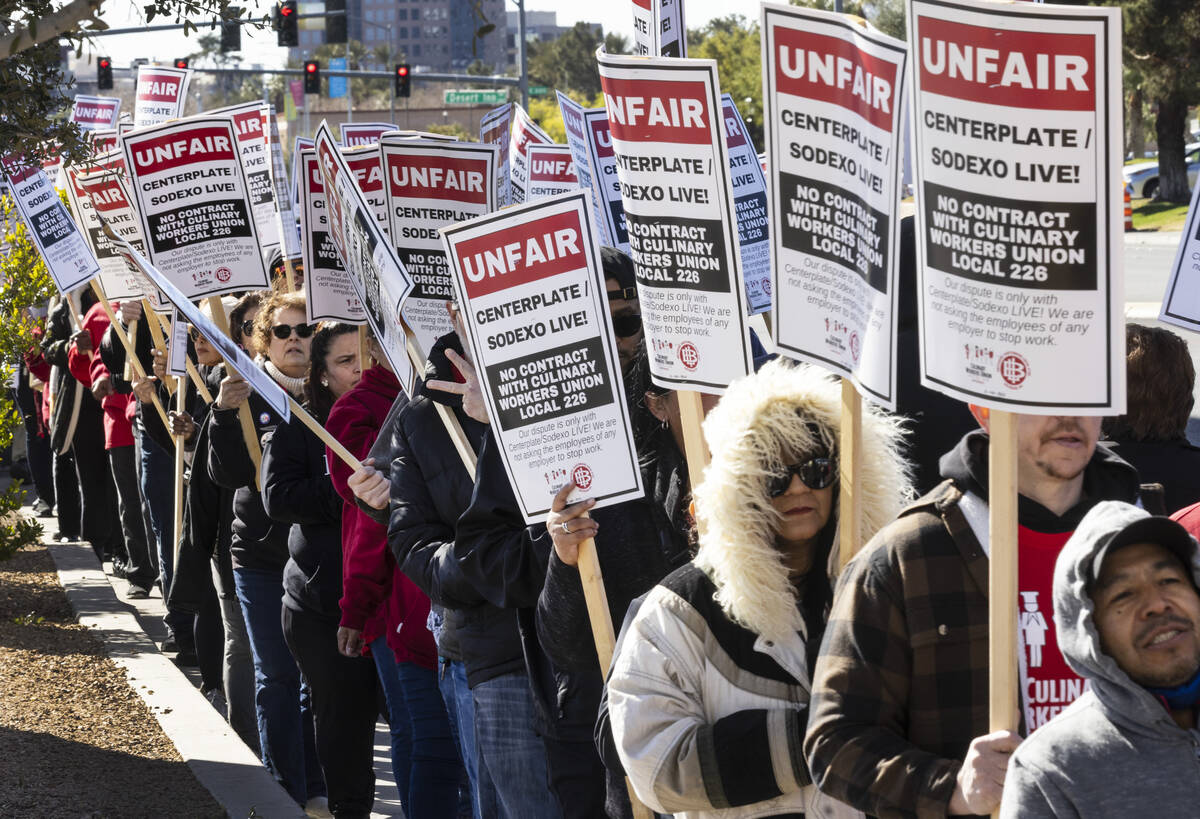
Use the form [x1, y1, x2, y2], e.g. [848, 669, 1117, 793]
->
[261, 357, 306, 397]
[1146, 666, 1200, 711]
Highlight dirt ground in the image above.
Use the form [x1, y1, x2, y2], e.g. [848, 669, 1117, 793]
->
[0, 542, 224, 818]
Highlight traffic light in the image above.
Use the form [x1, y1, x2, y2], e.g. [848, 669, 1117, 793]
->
[303, 60, 320, 94]
[276, 0, 299, 47]
[97, 57, 113, 90]
[174, 58, 189, 69]
[325, 0, 346, 44]
[220, 10, 241, 53]
[395, 63, 410, 98]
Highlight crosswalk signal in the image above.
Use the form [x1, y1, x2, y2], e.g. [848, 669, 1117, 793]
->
[395, 63, 410, 98]
[97, 57, 113, 90]
[174, 58, 189, 69]
[276, 0, 299, 47]
[304, 60, 320, 94]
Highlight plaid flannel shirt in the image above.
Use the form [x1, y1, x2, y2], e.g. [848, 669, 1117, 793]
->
[805, 479, 989, 819]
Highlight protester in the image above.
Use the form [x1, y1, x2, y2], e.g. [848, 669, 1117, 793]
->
[327, 341, 414, 810]
[601, 247, 642, 373]
[1000, 502, 1200, 817]
[68, 298, 157, 596]
[603, 360, 909, 817]
[1104, 324, 1200, 515]
[207, 290, 324, 809]
[348, 315, 507, 818]
[173, 294, 261, 751]
[805, 410, 1140, 817]
[264, 321, 377, 818]
[29, 294, 82, 540]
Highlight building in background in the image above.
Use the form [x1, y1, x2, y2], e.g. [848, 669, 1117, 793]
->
[292, 0, 507, 72]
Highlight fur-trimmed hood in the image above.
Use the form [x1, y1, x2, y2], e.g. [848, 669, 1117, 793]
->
[693, 360, 913, 643]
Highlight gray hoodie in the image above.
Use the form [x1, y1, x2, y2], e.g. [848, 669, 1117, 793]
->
[1000, 501, 1200, 817]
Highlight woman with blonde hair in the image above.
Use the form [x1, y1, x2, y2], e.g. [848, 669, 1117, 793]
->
[607, 359, 912, 818]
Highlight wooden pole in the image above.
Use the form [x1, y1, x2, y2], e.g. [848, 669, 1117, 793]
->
[205, 295, 263, 490]
[283, 256, 298, 293]
[89, 280, 170, 429]
[171, 375, 186, 574]
[358, 324, 369, 372]
[141, 301, 168, 352]
[286, 395, 363, 472]
[676, 389, 711, 492]
[122, 319, 138, 381]
[838, 380, 863, 572]
[988, 410, 1020, 758]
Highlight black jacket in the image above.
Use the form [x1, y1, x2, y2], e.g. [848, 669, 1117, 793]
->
[263, 412, 345, 619]
[1107, 435, 1200, 516]
[535, 437, 692, 673]
[42, 298, 96, 455]
[383, 333, 518, 687]
[208, 389, 291, 573]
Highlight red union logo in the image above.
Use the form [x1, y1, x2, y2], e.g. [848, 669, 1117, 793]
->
[572, 463, 593, 491]
[998, 351, 1030, 388]
[678, 341, 700, 371]
[215, 266, 232, 282]
[849, 331, 861, 363]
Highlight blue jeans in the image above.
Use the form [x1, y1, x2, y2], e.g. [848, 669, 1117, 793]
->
[137, 421, 189, 639]
[439, 660, 483, 819]
[233, 566, 324, 805]
[395, 659, 463, 817]
[370, 636, 412, 808]
[472, 671, 561, 819]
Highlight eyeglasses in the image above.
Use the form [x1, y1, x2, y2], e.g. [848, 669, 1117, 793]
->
[767, 457, 837, 496]
[611, 313, 642, 338]
[271, 322, 315, 340]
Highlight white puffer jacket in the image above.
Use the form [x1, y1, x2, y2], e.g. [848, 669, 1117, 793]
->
[608, 361, 912, 818]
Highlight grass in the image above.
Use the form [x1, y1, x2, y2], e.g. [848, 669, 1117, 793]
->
[1131, 197, 1190, 232]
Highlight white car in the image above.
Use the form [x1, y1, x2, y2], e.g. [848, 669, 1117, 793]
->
[1124, 143, 1200, 199]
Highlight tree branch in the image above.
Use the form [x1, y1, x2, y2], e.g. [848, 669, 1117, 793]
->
[2, 0, 105, 57]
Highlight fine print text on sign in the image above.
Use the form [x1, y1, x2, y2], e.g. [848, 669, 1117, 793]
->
[207, 101, 284, 271]
[762, 3, 907, 408]
[910, 0, 1124, 413]
[381, 138, 498, 358]
[722, 94, 772, 315]
[508, 103, 553, 205]
[598, 50, 754, 393]
[441, 191, 643, 523]
[121, 117, 271, 300]
[66, 156, 146, 302]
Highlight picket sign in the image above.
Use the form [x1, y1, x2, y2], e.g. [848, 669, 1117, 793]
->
[89, 279, 170, 429]
[204, 296, 263, 488]
[989, 410, 1020, 749]
[172, 375, 186, 574]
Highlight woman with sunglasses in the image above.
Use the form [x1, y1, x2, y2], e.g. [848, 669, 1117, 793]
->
[262, 322, 377, 817]
[207, 290, 328, 812]
[604, 359, 912, 819]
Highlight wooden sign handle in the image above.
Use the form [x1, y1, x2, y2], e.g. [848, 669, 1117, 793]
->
[205, 296, 262, 490]
[838, 380, 864, 572]
[171, 374, 186, 575]
[89, 280, 171, 430]
[676, 389, 711, 493]
[988, 410, 1020, 742]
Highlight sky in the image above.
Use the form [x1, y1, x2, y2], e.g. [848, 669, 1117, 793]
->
[77, 0, 738, 75]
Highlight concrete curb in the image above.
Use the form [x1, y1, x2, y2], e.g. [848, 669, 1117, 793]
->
[47, 539, 305, 819]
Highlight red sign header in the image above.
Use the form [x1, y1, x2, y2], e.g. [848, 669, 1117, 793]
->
[386, 153, 489, 205]
[602, 77, 712, 146]
[456, 208, 585, 299]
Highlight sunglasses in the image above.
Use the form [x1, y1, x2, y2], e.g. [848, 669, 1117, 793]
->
[607, 286, 637, 302]
[240, 319, 255, 337]
[767, 457, 837, 496]
[612, 313, 642, 338]
[271, 322, 315, 340]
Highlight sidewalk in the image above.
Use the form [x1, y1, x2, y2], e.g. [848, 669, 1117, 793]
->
[38, 507, 403, 818]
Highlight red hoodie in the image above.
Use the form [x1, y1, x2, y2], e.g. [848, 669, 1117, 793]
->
[67, 301, 134, 449]
[326, 365, 436, 669]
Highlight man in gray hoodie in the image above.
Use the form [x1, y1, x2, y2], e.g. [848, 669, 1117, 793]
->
[1000, 500, 1200, 817]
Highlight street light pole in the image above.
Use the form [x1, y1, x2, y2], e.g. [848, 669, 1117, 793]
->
[346, 38, 352, 124]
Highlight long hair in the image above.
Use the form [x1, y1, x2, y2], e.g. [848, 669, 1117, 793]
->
[304, 322, 358, 422]
[1105, 324, 1195, 441]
